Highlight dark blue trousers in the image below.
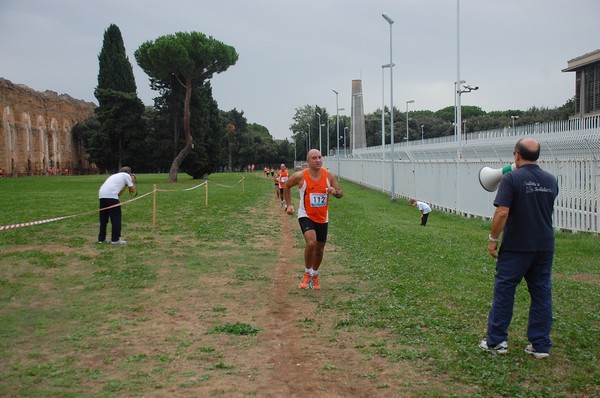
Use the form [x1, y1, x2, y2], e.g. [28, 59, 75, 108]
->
[98, 198, 122, 242]
[486, 250, 554, 353]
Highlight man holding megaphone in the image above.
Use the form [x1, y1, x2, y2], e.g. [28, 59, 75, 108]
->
[479, 138, 559, 359]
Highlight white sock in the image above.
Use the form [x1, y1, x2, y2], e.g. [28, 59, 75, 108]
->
[305, 268, 312, 274]
[311, 269, 318, 277]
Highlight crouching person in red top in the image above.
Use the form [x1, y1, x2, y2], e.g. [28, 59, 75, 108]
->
[283, 149, 343, 290]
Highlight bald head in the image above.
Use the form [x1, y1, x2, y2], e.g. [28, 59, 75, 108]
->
[306, 149, 323, 170]
[306, 149, 321, 160]
[515, 138, 540, 161]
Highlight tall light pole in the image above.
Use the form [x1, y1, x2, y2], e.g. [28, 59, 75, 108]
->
[303, 131, 308, 155]
[381, 64, 394, 151]
[316, 112, 322, 152]
[332, 89, 340, 176]
[326, 119, 330, 156]
[405, 100, 414, 142]
[511, 115, 519, 131]
[381, 64, 393, 193]
[455, 81, 478, 142]
[306, 123, 311, 151]
[343, 127, 348, 155]
[332, 90, 340, 156]
[293, 132, 299, 162]
[455, 1, 464, 214]
[420, 125, 425, 142]
[382, 65, 386, 155]
[382, 12, 395, 198]
[454, 0, 480, 213]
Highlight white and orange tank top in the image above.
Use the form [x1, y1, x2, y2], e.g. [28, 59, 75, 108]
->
[298, 168, 330, 223]
[278, 170, 289, 188]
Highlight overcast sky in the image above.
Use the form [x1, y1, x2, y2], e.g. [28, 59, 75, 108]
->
[1, 0, 599, 140]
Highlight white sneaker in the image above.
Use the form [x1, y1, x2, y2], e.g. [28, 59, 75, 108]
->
[111, 240, 127, 245]
[479, 339, 508, 355]
[524, 344, 549, 359]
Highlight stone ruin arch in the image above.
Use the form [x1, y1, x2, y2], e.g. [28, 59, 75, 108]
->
[0, 78, 96, 176]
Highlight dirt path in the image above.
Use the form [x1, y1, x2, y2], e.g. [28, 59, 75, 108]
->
[250, 207, 404, 397]
[255, 209, 317, 395]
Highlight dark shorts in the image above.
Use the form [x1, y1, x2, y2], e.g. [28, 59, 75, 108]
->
[298, 217, 328, 243]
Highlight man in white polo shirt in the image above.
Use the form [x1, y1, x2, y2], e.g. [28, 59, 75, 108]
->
[410, 199, 432, 226]
[98, 166, 136, 244]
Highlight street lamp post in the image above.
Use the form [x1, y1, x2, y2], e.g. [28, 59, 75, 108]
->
[455, 0, 462, 214]
[326, 119, 329, 156]
[511, 115, 519, 132]
[333, 89, 340, 177]
[302, 131, 307, 155]
[420, 125, 425, 142]
[293, 132, 299, 162]
[405, 100, 415, 143]
[381, 64, 393, 193]
[306, 123, 311, 152]
[332, 90, 340, 157]
[343, 127, 348, 155]
[454, 0, 481, 213]
[382, 12, 395, 198]
[316, 112, 322, 153]
[455, 82, 478, 147]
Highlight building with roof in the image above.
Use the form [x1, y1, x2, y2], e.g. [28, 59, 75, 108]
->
[562, 49, 600, 118]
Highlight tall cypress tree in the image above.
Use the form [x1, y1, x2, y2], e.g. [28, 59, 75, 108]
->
[92, 24, 145, 171]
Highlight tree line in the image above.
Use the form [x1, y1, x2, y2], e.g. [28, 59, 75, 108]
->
[74, 24, 292, 181]
[74, 24, 574, 180]
[288, 100, 574, 161]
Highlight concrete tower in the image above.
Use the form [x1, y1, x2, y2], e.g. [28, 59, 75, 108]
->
[351, 80, 366, 153]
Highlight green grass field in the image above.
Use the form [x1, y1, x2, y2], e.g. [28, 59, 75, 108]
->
[0, 172, 598, 397]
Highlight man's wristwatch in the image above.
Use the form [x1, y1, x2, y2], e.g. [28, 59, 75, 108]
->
[488, 234, 499, 242]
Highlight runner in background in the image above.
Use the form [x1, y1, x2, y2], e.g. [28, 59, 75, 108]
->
[277, 163, 289, 209]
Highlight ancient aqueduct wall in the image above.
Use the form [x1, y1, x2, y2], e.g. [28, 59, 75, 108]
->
[0, 78, 96, 176]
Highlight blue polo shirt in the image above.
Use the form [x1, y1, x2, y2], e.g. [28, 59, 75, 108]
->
[494, 164, 558, 252]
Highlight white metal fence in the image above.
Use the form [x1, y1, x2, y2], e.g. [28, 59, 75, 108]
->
[324, 115, 600, 233]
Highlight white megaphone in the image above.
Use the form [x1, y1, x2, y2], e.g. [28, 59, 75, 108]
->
[478, 163, 516, 192]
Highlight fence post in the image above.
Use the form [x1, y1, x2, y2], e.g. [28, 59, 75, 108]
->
[205, 178, 209, 208]
[153, 184, 157, 226]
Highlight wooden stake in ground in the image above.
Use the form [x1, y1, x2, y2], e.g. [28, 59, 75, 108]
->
[153, 184, 157, 226]
[205, 178, 208, 208]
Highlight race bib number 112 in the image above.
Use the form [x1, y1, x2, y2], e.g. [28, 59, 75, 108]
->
[309, 193, 327, 207]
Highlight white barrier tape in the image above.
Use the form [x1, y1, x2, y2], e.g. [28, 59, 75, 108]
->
[156, 181, 207, 192]
[0, 191, 153, 232]
[208, 178, 244, 189]
[0, 214, 79, 231]
[1, 178, 240, 232]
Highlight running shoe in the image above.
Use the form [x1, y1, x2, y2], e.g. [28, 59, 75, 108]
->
[312, 275, 321, 290]
[299, 272, 311, 289]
